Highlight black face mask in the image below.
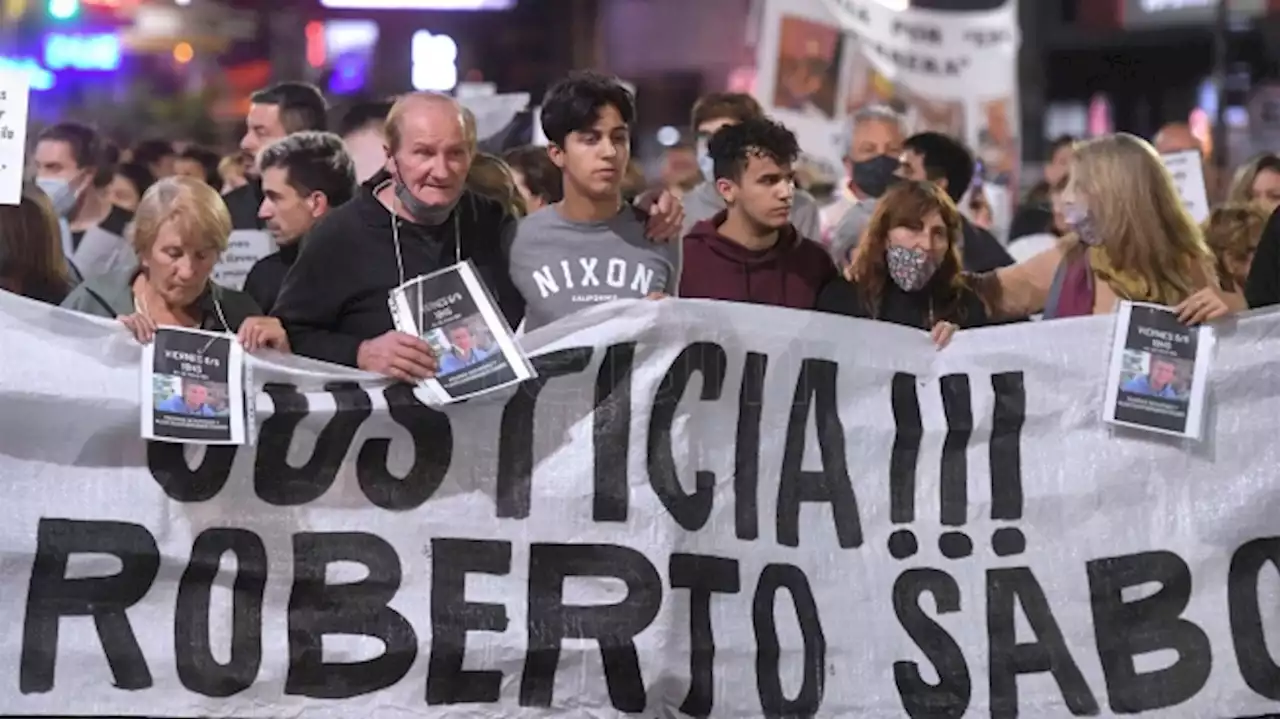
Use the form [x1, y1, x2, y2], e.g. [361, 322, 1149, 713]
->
[851, 154, 901, 199]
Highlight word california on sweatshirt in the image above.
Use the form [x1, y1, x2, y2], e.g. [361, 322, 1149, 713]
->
[679, 211, 835, 309]
[508, 205, 681, 332]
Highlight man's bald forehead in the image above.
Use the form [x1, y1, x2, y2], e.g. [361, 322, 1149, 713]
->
[386, 92, 474, 151]
[1154, 122, 1201, 154]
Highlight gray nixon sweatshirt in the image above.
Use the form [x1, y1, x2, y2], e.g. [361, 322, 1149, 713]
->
[508, 205, 681, 332]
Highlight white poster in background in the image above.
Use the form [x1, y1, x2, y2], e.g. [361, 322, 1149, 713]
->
[1162, 149, 1211, 223]
[3, 291, 1280, 717]
[818, 0, 1019, 102]
[213, 228, 276, 291]
[458, 92, 530, 143]
[755, 0, 1020, 200]
[0, 68, 31, 206]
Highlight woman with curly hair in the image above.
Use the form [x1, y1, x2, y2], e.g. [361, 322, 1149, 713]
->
[817, 180, 993, 347]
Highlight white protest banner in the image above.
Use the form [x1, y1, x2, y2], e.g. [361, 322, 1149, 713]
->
[0, 67, 31, 206]
[2, 290, 1280, 717]
[755, 0, 1021, 231]
[817, 0, 1018, 102]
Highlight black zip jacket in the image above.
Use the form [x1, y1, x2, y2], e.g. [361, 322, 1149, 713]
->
[223, 180, 265, 231]
[271, 171, 524, 367]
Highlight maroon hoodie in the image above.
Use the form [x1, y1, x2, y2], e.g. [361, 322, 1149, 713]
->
[679, 211, 836, 309]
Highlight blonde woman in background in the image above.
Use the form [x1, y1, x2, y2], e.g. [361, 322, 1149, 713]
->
[1226, 153, 1280, 214]
[218, 154, 248, 195]
[621, 159, 649, 205]
[61, 177, 287, 352]
[466, 152, 527, 219]
[1202, 203, 1267, 307]
[973, 133, 1238, 324]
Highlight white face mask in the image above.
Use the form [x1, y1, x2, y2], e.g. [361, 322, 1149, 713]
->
[36, 176, 80, 218]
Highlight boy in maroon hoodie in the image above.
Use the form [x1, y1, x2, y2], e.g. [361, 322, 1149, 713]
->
[680, 117, 835, 308]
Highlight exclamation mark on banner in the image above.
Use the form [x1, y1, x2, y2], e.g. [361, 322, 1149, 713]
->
[937, 374, 974, 559]
[989, 372, 1027, 556]
[887, 371, 1028, 560]
[887, 373, 922, 559]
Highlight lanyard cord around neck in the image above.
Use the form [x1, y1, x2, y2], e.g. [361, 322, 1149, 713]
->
[391, 195, 463, 289]
[134, 280, 232, 336]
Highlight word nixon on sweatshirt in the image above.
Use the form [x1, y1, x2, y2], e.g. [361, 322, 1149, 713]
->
[531, 257, 659, 299]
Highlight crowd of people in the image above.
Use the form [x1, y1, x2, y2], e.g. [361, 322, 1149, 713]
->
[5, 68, 1278, 382]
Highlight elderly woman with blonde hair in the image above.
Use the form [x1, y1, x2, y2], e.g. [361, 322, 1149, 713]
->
[973, 133, 1241, 325]
[62, 176, 287, 351]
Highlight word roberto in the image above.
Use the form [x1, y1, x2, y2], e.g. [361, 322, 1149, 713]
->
[21, 521, 824, 716]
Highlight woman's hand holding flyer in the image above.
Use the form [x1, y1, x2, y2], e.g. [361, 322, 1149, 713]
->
[120, 312, 159, 344]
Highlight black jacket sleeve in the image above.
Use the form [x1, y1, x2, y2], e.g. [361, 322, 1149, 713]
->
[271, 222, 365, 368]
[961, 221, 1015, 273]
[1246, 208, 1280, 309]
[492, 214, 527, 328]
[242, 261, 272, 315]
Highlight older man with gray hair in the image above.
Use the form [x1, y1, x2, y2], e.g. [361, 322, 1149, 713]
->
[271, 92, 518, 380]
[826, 105, 906, 268]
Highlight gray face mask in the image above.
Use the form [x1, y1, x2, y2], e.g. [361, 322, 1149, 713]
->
[393, 159, 459, 226]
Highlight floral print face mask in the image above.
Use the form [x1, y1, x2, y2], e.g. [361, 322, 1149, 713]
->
[886, 245, 939, 292]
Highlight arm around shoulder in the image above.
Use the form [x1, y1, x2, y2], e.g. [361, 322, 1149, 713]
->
[971, 237, 1068, 320]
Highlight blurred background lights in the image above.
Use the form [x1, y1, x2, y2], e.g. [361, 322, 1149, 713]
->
[44, 33, 121, 71]
[47, 0, 78, 19]
[411, 30, 458, 92]
[656, 125, 680, 147]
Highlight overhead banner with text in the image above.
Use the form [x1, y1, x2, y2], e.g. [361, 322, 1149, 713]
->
[756, 0, 1021, 229]
[1, 291, 1279, 717]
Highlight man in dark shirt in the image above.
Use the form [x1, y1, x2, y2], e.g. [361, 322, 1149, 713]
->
[224, 82, 329, 230]
[895, 132, 1015, 273]
[244, 132, 355, 314]
[216, 83, 329, 291]
[271, 92, 522, 381]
